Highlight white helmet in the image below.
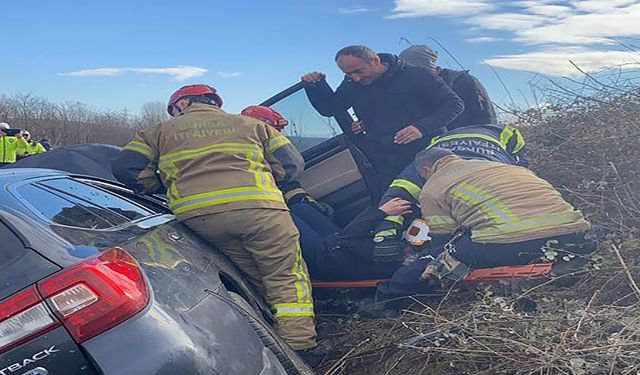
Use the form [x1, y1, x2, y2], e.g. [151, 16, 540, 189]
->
[20, 130, 31, 140]
[0, 123, 9, 130]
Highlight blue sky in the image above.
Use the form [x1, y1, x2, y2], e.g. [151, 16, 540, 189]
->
[3, 0, 640, 136]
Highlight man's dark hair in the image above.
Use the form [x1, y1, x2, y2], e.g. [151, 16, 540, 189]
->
[415, 147, 455, 169]
[335, 45, 378, 62]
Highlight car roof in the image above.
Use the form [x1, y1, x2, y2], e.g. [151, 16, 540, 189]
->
[0, 167, 69, 183]
[8, 143, 121, 182]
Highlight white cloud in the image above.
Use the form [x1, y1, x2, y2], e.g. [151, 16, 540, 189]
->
[388, 0, 640, 75]
[388, 0, 494, 18]
[129, 66, 207, 81]
[468, 13, 546, 31]
[524, 4, 573, 17]
[59, 68, 124, 77]
[215, 71, 242, 78]
[484, 47, 640, 75]
[337, 6, 377, 14]
[513, 0, 558, 6]
[514, 3, 640, 45]
[388, 0, 640, 44]
[59, 65, 208, 81]
[458, 1, 640, 45]
[573, 0, 637, 12]
[466, 36, 502, 43]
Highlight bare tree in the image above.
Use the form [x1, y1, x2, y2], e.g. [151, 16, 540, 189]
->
[139, 102, 168, 128]
[0, 93, 143, 147]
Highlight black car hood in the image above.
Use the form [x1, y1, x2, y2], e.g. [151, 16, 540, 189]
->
[6, 143, 121, 181]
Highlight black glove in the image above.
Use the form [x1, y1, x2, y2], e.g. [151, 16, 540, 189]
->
[284, 185, 334, 217]
[303, 196, 335, 217]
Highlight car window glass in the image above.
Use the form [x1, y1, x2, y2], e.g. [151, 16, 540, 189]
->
[17, 184, 117, 229]
[270, 89, 338, 152]
[0, 221, 24, 266]
[81, 180, 171, 214]
[39, 178, 152, 221]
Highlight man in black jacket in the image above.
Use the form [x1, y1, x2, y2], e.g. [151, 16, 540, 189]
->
[399, 45, 497, 129]
[301, 45, 464, 190]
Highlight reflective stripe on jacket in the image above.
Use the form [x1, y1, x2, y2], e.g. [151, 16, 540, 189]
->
[419, 155, 590, 244]
[0, 136, 27, 163]
[118, 103, 304, 220]
[428, 124, 527, 166]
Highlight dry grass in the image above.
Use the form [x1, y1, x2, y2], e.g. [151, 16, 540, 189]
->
[316, 82, 640, 374]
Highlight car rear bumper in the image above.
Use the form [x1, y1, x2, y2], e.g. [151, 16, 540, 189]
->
[82, 296, 286, 374]
[0, 326, 98, 375]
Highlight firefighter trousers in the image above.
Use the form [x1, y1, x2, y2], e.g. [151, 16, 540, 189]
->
[183, 208, 317, 350]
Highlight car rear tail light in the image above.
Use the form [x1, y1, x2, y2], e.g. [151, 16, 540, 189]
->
[0, 248, 149, 353]
[49, 284, 99, 317]
[38, 247, 150, 343]
[0, 286, 58, 353]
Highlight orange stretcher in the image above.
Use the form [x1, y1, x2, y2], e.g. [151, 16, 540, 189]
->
[462, 263, 553, 281]
[310, 263, 553, 289]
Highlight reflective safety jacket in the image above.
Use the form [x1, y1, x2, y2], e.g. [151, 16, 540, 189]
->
[25, 141, 47, 155]
[112, 103, 305, 220]
[0, 136, 27, 163]
[419, 155, 590, 244]
[381, 124, 527, 205]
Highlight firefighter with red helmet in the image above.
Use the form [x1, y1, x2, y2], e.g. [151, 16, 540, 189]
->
[240, 105, 288, 131]
[241, 105, 334, 217]
[112, 85, 320, 359]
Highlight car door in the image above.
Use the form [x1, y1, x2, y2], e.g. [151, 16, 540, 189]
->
[260, 82, 381, 226]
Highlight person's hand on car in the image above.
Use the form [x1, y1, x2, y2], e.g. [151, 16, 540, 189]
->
[379, 198, 413, 216]
[301, 72, 326, 83]
[394, 125, 423, 144]
[351, 120, 365, 134]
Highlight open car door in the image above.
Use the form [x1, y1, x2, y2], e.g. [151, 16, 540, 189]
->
[260, 82, 379, 226]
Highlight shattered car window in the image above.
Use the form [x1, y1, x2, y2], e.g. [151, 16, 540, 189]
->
[39, 178, 152, 221]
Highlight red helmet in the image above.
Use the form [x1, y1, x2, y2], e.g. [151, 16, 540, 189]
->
[167, 84, 223, 115]
[241, 106, 288, 131]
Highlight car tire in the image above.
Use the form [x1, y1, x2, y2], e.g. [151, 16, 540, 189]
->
[225, 291, 315, 375]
